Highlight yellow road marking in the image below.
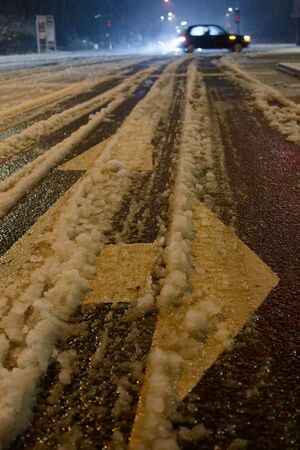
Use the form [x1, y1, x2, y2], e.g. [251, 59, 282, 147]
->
[59, 139, 111, 171]
[0, 128, 153, 293]
[0, 187, 75, 295]
[164, 203, 278, 398]
[0, 83, 82, 121]
[130, 202, 279, 449]
[110, 142, 153, 172]
[0, 143, 104, 292]
[0, 84, 74, 133]
[84, 243, 157, 304]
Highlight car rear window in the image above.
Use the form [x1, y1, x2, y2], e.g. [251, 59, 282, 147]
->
[190, 26, 209, 36]
[208, 26, 224, 36]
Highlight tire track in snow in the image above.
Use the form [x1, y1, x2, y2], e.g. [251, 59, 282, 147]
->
[0, 63, 168, 255]
[168, 57, 299, 450]
[0, 78, 122, 142]
[5, 59, 190, 450]
[0, 57, 166, 142]
[0, 63, 169, 220]
[0, 59, 168, 168]
[0, 56, 141, 81]
[110, 72, 186, 245]
[0, 170, 84, 257]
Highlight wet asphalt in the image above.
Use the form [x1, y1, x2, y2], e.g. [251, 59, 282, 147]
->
[0, 60, 169, 256]
[0, 58, 167, 179]
[0, 169, 84, 257]
[8, 60, 190, 450]
[0, 56, 299, 449]
[171, 60, 299, 450]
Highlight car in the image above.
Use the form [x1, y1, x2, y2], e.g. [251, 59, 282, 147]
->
[176, 24, 251, 52]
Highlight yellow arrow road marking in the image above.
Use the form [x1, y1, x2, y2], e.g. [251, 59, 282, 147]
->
[59, 139, 111, 171]
[160, 202, 278, 398]
[0, 178, 83, 295]
[60, 137, 153, 173]
[84, 243, 158, 304]
[130, 202, 279, 449]
[0, 188, 72, 294]
[109, 143, 153, 172]
[0, 103, 154, 291]
[0, 142, 107, 292]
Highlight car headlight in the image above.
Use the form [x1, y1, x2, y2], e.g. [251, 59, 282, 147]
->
[243, 35, 251, 42]
[177, 36, 186, 43]
[228, 35, 237, 40]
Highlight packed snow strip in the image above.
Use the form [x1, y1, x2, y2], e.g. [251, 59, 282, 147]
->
[0, 57, 183, 449]
[0, 67, 163, 217]
[0, 56, 147, 85]
[219, 56, 300, 146]
[0, 57, 150, 120]
[0, 66, 154, 163]
[0, 82, 84, 122]
[130, 61, 223, 450]
[0, 52, 145, 73]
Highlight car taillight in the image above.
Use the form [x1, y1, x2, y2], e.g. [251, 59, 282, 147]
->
[177, 36, 186, 43]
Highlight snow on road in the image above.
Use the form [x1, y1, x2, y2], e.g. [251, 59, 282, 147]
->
[0, 51, 141, 72]
[0, 50, 298, 449]
[130, 61, 206, 450]
[0, 67, 158, 216]
[219, 56, 300, 145]
[0, 56, 148, 117]
[0, 57, 183, 448]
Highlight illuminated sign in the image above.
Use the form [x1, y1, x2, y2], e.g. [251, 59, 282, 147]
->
[36, 15, 57, 53]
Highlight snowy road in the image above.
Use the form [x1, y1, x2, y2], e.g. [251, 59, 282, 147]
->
[0, 52, 299, 450]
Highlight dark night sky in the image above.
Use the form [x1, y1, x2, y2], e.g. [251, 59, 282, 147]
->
[0, 0, 296, 47]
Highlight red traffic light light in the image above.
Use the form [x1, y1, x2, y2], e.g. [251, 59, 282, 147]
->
[234, 7, 240, 23]
[107, 19, 112, 28]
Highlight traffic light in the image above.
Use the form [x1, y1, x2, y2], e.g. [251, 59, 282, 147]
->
[107, 19, 112, 28]
[234, 8, 240, 23]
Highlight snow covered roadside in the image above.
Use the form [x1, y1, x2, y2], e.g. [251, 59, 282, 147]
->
[219, 56, 300, 145]
[0, 58, 182, 449]
[130, 62, 218, 450]
[0, 67, 157, 217]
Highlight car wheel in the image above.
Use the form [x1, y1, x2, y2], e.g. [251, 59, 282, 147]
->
[233, 43, 242, 52]
[185, 44, 195, 53]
